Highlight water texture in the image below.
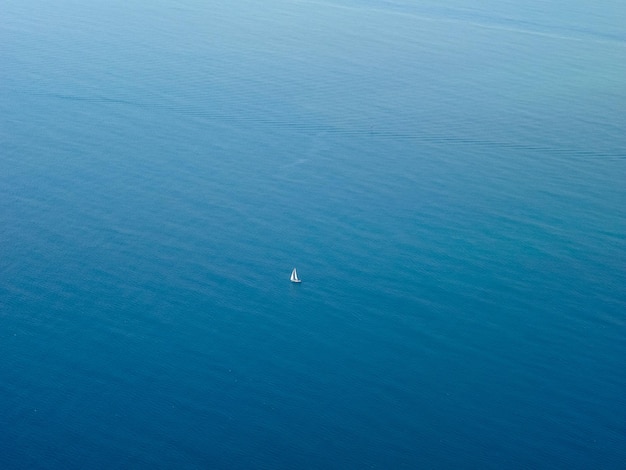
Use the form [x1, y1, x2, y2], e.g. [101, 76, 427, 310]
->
[1, 1, 624, 468]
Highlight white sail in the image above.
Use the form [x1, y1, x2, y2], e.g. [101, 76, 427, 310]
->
[290, 268, 301, 283]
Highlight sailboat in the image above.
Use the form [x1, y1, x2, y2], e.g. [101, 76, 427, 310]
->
[290, 268, 302, 283]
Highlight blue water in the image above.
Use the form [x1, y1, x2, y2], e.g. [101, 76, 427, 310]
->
[1, 1, 625, 468]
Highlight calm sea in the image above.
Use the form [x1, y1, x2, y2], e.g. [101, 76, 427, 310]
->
[1, 1, 624, 468]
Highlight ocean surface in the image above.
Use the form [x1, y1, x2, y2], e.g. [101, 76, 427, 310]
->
[1, 1, 625, 468]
